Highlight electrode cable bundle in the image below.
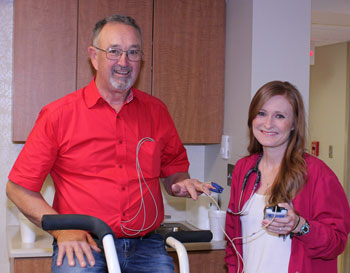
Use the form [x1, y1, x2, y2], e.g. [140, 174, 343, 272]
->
[120, 137, 159, 236]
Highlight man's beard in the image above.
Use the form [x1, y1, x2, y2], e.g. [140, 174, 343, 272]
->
[110, 65, 134, 92]
[110, 74, 133, 91]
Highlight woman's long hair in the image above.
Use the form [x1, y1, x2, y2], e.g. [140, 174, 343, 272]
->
[247, 81, 307, 204]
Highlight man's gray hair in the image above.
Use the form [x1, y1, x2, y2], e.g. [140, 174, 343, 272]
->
[92, 14, 142, 47]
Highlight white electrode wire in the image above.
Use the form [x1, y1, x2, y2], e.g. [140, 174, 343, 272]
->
[120, 137, 159, 236]
[204, 192, 277, 273]
[121, 137, 158, 235]
[204, 192, 244, 273]
[121, 137, 158, 234]
[121, 137, 149, 224]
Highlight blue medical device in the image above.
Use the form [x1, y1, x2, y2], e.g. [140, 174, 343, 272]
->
[210, 182, 224, 193]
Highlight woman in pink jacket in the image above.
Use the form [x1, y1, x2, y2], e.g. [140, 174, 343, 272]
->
[225, 81, 350, 273]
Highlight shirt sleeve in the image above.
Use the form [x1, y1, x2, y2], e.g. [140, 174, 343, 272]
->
[157, 106, 189, 178]
[225, 158, 244, 272]
[293, 160, 350, 259]
[8, 107, 58, 191]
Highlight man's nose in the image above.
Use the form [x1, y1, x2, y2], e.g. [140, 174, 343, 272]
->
[117, 51, 129, 66]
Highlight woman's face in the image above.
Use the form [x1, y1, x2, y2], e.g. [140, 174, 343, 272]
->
[252, 95, 294, 153]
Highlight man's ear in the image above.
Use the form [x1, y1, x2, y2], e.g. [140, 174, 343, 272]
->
[88, 46, 98, 70]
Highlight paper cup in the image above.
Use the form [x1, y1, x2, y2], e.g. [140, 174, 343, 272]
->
[18, 212, 36, 244]
[208, 210, 226, 241]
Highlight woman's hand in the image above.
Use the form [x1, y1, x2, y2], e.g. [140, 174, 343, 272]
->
[261, 202, 301, 235]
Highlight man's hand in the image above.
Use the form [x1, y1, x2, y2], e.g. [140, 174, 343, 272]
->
[50, 229, 101, 267]
[163, 172, 214, 200]
[171, 178, 213, 200]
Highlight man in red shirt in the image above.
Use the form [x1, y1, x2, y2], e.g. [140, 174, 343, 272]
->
[7, 14, 212, 273]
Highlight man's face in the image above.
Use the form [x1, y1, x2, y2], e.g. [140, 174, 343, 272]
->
[92, 23, 142, 95]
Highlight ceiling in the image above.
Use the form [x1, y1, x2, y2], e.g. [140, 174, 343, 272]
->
[311, 0, 350, 47]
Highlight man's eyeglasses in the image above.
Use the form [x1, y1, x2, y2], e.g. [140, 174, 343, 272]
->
[94, 46, 144, 62]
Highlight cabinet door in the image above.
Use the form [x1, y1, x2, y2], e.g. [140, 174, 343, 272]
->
[153, 0, 225, 144]
[12, 0, 153, 142]
[13, 0, 78, 142]
[169, 250, 227, 273]
[12, 257, 51, 273]
[76, 0, 153, 92]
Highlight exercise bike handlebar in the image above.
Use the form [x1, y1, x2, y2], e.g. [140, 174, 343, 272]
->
[42, 214, 121, 273]
[164, 230, 213, 244]
[41, 214, 213, 273]
[41, 214, 114, 247]
[42, 214, 213, 244]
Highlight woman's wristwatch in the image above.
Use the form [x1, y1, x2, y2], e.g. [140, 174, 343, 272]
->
[293, 220, 310, 236]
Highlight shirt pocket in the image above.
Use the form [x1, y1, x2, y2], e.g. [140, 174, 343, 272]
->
[137, 140, 161, 179]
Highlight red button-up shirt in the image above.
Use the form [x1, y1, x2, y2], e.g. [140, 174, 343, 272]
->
[9, 79, 189, 237]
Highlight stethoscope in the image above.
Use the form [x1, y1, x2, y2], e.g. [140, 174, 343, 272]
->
[229, 154, 263, 215]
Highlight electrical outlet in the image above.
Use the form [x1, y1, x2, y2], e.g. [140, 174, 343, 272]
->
[227, 164, 234, 186]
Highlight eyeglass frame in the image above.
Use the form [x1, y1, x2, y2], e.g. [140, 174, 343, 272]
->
[94, 46, 144, 62]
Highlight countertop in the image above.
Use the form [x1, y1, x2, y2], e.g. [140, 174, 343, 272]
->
[7, 223, 226, 258]
[7, 225, 53, 258]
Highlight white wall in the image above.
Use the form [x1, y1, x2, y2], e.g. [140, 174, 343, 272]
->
[251, 0, 311, 106]
[1, 1, 23, 272]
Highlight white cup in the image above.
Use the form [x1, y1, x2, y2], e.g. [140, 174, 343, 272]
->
[18, 212, 36, 244]
[208, 210, 226, 241]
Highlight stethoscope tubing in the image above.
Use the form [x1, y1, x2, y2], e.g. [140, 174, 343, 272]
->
[233, 154, 263, 214]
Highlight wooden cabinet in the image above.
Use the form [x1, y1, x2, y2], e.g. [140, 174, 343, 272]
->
[13, 0, 225, 143]
[153, 0, 225, 144]
[11, 250, 227, 273]
[13, 0, 78, 142]
[11, 257, 51, 273]
[170, 249, 227, 273]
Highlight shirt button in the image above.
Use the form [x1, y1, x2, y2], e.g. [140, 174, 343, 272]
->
[119, 165, 123, 168]
[121, 187, 126, 191]
[119, 140, 123, 144]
